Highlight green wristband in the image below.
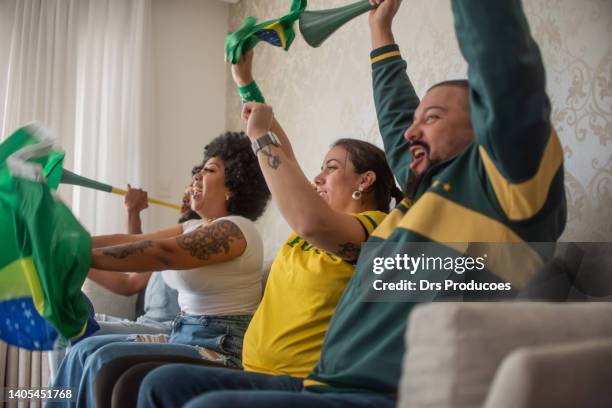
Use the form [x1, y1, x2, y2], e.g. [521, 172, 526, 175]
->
[238, 81, 265, 103]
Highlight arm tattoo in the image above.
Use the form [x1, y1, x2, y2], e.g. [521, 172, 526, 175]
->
[176, 220, 245, 261]
[337, 242, 362, 262]
[102, 240, 153, 259]
[259, 146, 281, 170]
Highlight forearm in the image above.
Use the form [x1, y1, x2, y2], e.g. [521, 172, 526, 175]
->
[270, 118, 297, 162]
[371, 45, 419, 188]
[127, 212, 143, 234]
[92, 241, 175, 272]
[92, 234, 141, 248]
[92, 221, 243, 272]
[371, 26, 395, 49]
[453, 0, 550, 179]
[87, 269, 151, 296]
[255, 145, 331, 236]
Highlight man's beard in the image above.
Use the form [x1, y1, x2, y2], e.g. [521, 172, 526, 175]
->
[403, 160, 437, 200]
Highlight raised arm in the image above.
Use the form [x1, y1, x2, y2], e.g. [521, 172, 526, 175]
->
[368, 0, 419, 190]
[241, 102, 376, 262]
[124, 184, 148, 234]
[89, 185, 154, 293]
[231, 50, 297, 162]
[92, 219, 246, 272]
[453, 0, 563, 220]
[87, 269, 152, 296]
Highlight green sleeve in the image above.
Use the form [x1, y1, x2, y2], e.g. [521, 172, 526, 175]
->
[371, 44, 420, 190]
[452, 0, 552, 182]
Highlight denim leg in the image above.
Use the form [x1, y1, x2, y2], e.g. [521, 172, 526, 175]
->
[95, 319, 172, 336]
[137, 365, 303, 408]
[46, 334, 130, 408]
[184, 390, 396, 408]
[74, 342, 202, 408]
[48, 320, 173, 383]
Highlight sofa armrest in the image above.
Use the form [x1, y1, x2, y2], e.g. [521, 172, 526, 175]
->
[398, 302, 612, 408]
[483, 338, 612, 408]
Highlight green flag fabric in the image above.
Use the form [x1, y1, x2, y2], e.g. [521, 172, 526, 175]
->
[0, 124, 97, 350]
[225, 0, 307, 64]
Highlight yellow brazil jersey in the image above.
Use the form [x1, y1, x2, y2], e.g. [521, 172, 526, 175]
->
[242, 210, 387, 378]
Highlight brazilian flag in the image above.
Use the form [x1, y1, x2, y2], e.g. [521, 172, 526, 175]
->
[0, 124, 97, 350]
[225, 0, 307, 64]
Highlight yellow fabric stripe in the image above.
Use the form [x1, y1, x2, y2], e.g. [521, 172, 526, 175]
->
[303, 379, 326, 388]
[397, 193, 542, 288]
[397, 198, 412, 211]
[353, 214, 376, 234]
[0, 257, 46, 314]
[71, 322, 89, 340]
[479, 129, 563, 221]
[399, 192, 524, 243]
[371, 207, 406, 240]
[22, 261, 46, 315]
[264, 22, 286, 48]
[371, 50, 401, 64]
[371, 199, 413, 239]
[0, 258, 37, 301]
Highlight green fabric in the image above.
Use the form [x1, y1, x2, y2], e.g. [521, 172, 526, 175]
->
[307, 0, 566, 394]
[225, 0, 307, 64]
[238, 81, 265, 103]
[0, 125, 92, 340]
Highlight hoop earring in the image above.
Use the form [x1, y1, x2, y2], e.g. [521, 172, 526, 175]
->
[352, 189, 362, 201]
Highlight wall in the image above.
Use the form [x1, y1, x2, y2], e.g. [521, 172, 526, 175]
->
[0, 0, 15, 128]
[83, 0, 231, 318]
[147, 0, 230, 230]
[226, 0, 612, 260]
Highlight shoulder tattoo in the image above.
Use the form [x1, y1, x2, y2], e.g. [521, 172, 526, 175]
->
[176, 220, 245, 261]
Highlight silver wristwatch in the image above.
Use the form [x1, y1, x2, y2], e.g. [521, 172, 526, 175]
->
[251, 131, 281, 155]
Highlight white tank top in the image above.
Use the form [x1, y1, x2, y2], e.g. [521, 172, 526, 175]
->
[162, 216, 263, 316]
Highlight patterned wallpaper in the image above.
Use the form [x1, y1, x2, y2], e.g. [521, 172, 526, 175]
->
[226, 0, 612, 257]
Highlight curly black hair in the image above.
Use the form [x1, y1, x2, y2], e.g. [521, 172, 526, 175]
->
[203, 132, 270, 221]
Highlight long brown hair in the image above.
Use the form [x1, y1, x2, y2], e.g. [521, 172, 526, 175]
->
[332, 139, 403, 212]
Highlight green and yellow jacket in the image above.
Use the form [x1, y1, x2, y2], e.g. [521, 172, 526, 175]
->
[306, 0, 566, 395]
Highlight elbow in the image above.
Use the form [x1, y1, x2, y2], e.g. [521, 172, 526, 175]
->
[150, 242, 175, 271]
[294, 212, 328, 241]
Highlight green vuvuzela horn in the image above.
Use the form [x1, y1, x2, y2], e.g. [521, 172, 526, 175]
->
[61, 169, 180, 211]
[299, 0, 374, 48]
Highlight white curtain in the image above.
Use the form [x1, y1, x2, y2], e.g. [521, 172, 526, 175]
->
[0, 0, 155, 235]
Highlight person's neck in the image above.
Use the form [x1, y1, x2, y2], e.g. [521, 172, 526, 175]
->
[196, 207, 229, 222]
[343, 200, 375, 215]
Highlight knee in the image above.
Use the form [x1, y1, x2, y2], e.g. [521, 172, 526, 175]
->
[67, 337, 102, 364]
[184, 391, 239, 408]
[82, 343, 127, 373]
[137, 365, 180, 407]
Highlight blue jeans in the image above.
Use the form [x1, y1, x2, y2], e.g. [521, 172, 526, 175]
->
[48, 314, 173, 383]
[47, 314, 250, 408]
[138, 365, 395, 408]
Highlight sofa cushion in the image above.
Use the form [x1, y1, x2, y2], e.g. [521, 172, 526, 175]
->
[398, 302, 612, 408]
[483, 338, 612, 408]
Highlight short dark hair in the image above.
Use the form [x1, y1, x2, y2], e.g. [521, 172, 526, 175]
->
[332, 139, 403, 212]
[191, 164, 203, 176]
[427, 79, 470, 112]
[178, 163, 205, 223]
[427, 79, 469, 93]
[203, 132, 270, 221]
[178, 209, 200, 223]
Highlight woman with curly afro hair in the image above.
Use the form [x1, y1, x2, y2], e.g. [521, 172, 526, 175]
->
[49, 132, 271, 408]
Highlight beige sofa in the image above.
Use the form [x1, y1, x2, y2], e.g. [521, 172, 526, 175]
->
[399, 302, 612, 408]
